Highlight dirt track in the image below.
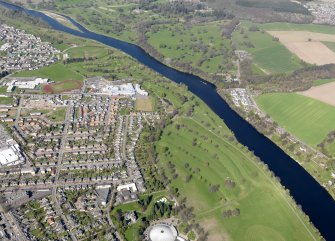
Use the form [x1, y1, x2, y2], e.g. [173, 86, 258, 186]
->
[267, 31, 335, 65]
[299, 82, 335, 107]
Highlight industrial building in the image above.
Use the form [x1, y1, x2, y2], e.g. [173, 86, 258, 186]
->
[0, 125, 25, 167]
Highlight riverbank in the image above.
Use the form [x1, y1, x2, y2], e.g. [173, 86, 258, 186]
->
[1, 1, 335, 240]
[220, 89, 335, 200]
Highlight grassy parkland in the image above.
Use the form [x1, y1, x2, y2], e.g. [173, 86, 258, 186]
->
[144, 79, 320, 240]
[146, 21, 236, 75]
[256, 93, 335, 147]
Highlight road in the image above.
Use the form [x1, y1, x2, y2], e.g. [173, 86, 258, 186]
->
[50, 104, 78, 241]
[0, 204, 26, 241]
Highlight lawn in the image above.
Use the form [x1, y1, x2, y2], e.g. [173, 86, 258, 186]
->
[66, 45, 108, 59]
[147, 79, 319, 240]
[47, 107, 67, 122]
[256, 93, 335, 146]
[156, 101, 319, 240]
[0, 97, 15, 105]
[13, 63, 84, 82]
[232, 22, 302, 74]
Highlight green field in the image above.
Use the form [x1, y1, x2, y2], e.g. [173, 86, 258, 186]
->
[66, 45, 108, 59]
[313, 78, 335, 86]
[232, 22, 302, 74]
[147, 21, 235, 75]
[0, 97, 15, 105]
[47, 107, 67, 122]
[256, 93, 335, 146]
[326, 140, 335, 157]
[156, 90, 319, 240]
[261, 22, 335, 34]
[13, 63, 84, 82]
[323, 41, 335, 53]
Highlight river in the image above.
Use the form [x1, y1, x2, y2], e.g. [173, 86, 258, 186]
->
[1, 1, 335, 240]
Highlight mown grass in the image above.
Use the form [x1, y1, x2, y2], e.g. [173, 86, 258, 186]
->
[13, 63, 84, 82]
[66, 45, 108, 59]
[256, 93, 335, 146]
[156, 93, 319, 240]
[47, 107, 67, 122]
[145, 79, 320, 240]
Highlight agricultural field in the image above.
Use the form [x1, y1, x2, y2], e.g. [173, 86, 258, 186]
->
[146, 22, 236, 75]
[232, 22, 303, 74]
[313, 78, 335, 86]
[267, 31, 335, 65]
[256, 93, 335, 146]
[261, 22, 335, 34]
[300, 81, 335, 107]
[155, 86, 319, 240]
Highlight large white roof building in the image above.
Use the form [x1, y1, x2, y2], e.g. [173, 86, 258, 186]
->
[149, 224, 178, 241]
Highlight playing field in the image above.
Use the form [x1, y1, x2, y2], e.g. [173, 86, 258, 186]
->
[135, 96, 153, 112]
[13, 63, 84, 82]
[299, 81, 335, 107]
[43, 80, 82, 93]
[256, 93, 335, 146]
[268, 31, 335, 65]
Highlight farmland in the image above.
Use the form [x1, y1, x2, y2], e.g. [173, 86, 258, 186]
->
[232, 22, 303, 74]
[267, 31, 335, 65]
[300, 82, 335, 107]
[256, 93, 335, 147]
[155, 86, 319, 240]
[313, 78, 335, 86]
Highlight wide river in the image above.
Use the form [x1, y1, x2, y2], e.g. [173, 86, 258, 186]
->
[1, 1, 335, 240]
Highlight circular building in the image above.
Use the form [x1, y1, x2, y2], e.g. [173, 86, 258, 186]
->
[149, 223, 178, 241]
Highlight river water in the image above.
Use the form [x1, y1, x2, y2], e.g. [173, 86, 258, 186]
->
[1, 1, 335, 240]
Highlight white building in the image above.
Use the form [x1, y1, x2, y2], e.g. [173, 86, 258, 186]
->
[100, 83, 148, 96]
[102, 83, 136, 96]
[117, 183, 137, 192]
[148, 224, 187, 241]
[135, 84, 149, 96]
[0, 144, 25, 166]
[5, 78, 49, 92]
